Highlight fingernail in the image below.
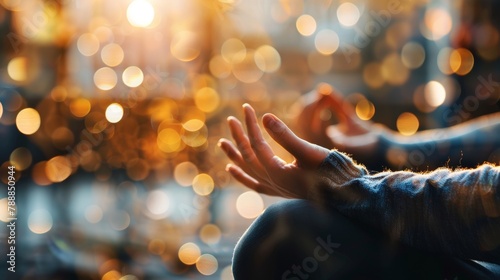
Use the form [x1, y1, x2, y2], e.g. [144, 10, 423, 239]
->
[264, 114, 281, 132]
[225, 164, 232, 172]
[217, 139, 223, 147]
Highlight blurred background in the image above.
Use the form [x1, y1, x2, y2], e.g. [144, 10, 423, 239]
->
[0, 0, 499, 279]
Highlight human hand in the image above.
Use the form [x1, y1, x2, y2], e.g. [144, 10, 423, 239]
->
[295, 83, 381, 154]
[218, 104, 330, 199]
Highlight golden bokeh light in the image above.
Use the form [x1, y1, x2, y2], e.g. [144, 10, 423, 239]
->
[209, 55, 232, 78]
[363, 63, 384, 89]
[450, 48, 474, 76]
[232, 51, 264, 83]
[77, 33, 100, 56]
[296, 14, 316, 36]
[50, 86, 68, 102]
[220, 265, 234, 280]
[46, 156, 72, 183]
[254, 45, 281, 73]
[126, 158, 150, 181]
[28, 209, 53, 234]
[401, 42, 425, 69]
[148, 239, 166, 255]
[178, 242, 201, 265]
[337, 2, 360, 27]
[0, 198, 14, 222]
[424, 81, 446, 107]
[182, 119, 205, 132]
[7, 56, 27, 82]
[381, 53, 409, 86]
[102, 270, 121, 280]
[0, 102, 3, 120]
[84, 205, 103, 224]
[194, 87, 220, 113]
[94, 67, 118, 91]
[397, 112, 419, 136]
[122, 66, 144, 88]
[51, 127, 75, 149]
[422, 8, 452, 40]
[355, 99, 376, 121]
[192, 173, 215, 196]
[127, 0, 155, 28]
[196, 254, 218, 276]
[32, 161, 51, 186]
[437, 47, 454, 75]
[16, 108, 41, 135]
[236, 191, 264, 219]
[221, 38, 246, 63]
[105, 103, 124, 123]
[69, 98, 92, 118]
[315, 29, 340, 55]
[157, 128, 183, 153]
[101, 43, 124, 67]
[171, 31, 201, 62]
[199, 224, 221, 245]
[10, 147, 32, 171]
[174, 161, 199, 187]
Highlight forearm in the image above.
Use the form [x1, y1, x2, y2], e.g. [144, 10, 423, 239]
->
[317, 151, 500, 263]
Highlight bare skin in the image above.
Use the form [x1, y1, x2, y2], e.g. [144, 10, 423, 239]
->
[218, 104, 329, 199]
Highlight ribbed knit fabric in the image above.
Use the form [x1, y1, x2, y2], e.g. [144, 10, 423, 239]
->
[317, 150, 500, 264]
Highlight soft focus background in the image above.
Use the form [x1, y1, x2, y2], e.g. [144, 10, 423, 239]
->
[0, 0, 499, 279]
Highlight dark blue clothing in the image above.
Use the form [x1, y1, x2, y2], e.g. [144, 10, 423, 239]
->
[233, 150, 500, 279]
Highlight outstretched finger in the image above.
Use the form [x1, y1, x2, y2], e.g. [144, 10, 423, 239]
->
[243, 104, 285, 169]
[263, 113, 329, 167]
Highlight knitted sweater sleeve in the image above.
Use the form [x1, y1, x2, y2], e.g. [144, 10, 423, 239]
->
[316, 150, 500, 263]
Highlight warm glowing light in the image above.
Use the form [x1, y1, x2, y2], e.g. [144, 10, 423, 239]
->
[199, 224, 221, 245]
[437, 47, 454, 75]
[77, 33, 100, 56]
[146, 190, 170, 216]
[355, 99, 375, 120]
[46, 156, 72, 183]
[220, 265, 234, 280]
[84, 205, 103, 223]
[122, 66, 144, 87]
[450, 48, 474, 76]
[178, 242, 201, 265]
[94, 67, 117, 90]
[16, 108, 41, 135]
[423, 8, 452, 40]
[28, 209, 53, 234]
[127, 0, 155, 28]
[337, 2, 360, 27]
[102, 270, 121, 280]
[157, 128, 182, 153]
[101, 43, 124, 67]
[32, 161, 51, 186]
[0, 102, 3, 120]
[171, 31, 201, 62]
[401, 42, 425, 69]
[296, 14, 316, 36]
[424, 81, 446, 107]
[105, 103, 124, 123]
[232, 51, 264, 83]
[148, 239, 166, 255]
[363, 63, 384, 89]
[194, 87, 220, 113]
[192, 173, 215, 196]
[209, 55, 232, 78]
[381, 53, 409, 86]
[221, 38, 246, 63]
[126, 159, 150, 181]
[397, 112, 419, 136]
[0, 198, 14, 222]
[10, 147, 32, 171]
[174, 162, 199, 186]
[196, 254, 218, 276]
[254, 45, 281, 73]
[7, 57, 27, 82]
[236, 191, 264, 219]
[315, 29, 339, 55]
[182, 119, 205, 132]
[69, 98, 91, 118]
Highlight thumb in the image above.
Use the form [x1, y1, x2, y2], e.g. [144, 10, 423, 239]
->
[263, 113, 329, 166]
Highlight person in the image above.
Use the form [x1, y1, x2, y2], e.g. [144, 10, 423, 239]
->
[292, 83, 500, 172]
[218, 103, 500, 279]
